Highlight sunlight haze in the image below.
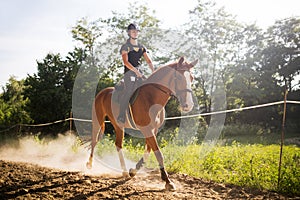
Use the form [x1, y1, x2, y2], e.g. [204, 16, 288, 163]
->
[0, 0, 299, 87]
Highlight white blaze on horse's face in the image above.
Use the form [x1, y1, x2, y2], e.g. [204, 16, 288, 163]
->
[181, 71, 194, 113]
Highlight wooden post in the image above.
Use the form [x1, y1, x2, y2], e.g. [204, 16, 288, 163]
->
[70, 111, 73, 133]
[277, 87, 288, 189]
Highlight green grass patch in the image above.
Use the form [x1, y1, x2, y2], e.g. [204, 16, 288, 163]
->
[96, 137, 300, 196]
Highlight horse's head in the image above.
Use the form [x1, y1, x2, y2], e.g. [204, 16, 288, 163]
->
[172, 57, 198, 113]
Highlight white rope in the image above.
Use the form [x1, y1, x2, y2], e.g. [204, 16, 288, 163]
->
[2, 100, 299, 129]
[165, 100, 300, 120]
[20, 119, 69, 127]
[71, 118, 92, 123]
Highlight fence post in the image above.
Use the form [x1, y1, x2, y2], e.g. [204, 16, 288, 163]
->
[277, 87, 288, 189]
[70, 111, 73, 133]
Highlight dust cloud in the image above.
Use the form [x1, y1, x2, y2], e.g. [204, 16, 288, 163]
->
[0, 133, 133, 176]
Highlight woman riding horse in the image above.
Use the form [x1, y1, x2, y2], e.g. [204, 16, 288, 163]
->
[86, 27, 198, 190]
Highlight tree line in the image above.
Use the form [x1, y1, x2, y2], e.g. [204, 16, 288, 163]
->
[1, 1, 299, 135]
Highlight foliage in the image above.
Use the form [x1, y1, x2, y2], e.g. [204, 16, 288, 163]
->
[1, 1, 300, 196]
[220, 123, 273, 143]
[0, 77, 32, 128]
[71, 17, 103, 53]
[1, 0, 299, 134]
[263, 18, 300, 91]
[98, 133, 300, 195]
[23, 48, 85, 125]
[95, 134, 117, 157]
[97, 134, 300, 196]
[187, 0, 245, 113]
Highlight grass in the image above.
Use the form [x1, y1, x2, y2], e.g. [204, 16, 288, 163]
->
[96, 135, 300, 196]
[2, 123, 298, 196]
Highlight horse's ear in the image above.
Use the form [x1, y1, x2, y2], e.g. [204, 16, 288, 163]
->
[178, 57, 184, 66]
[189, 59, 198, 68]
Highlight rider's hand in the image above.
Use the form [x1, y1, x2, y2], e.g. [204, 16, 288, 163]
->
[135, 71, 143, 78]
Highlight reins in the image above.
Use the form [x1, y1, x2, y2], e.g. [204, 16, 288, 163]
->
[146, 65, 193, 98]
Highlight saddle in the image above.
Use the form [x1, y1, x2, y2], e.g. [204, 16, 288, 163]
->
[112, 78, 142, 105]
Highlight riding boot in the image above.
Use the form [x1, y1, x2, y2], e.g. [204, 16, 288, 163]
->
[117, 101, 127, 124]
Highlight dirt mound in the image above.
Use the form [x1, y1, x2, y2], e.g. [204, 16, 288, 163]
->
[0, 160, 296, 200]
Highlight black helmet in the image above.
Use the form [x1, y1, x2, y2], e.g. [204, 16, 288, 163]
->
[127, 23, 140, 31]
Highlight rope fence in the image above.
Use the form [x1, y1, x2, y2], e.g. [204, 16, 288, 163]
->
[0, 100, 299, 131]
[1, 99, 299, 190]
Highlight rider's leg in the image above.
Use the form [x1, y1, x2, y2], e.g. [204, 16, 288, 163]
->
[118, 71, 136, 123]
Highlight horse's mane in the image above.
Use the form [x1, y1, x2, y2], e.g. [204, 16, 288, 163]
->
[146, 62, 177, 82]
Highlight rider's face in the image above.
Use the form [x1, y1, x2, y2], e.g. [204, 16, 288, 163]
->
[128, 29, 139, 39]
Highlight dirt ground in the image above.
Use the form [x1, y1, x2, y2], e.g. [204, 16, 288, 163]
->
[0, 134, 299, 200]
[1, 160, 299, 200]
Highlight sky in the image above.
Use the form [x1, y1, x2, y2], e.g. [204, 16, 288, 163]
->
[1, 0, 299, 88]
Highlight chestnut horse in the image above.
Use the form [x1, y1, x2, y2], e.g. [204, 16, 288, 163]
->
[86, 57, 197, 190]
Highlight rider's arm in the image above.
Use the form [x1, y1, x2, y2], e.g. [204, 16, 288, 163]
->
[143, 51, 154, 73]
[121, 50, 143, 77]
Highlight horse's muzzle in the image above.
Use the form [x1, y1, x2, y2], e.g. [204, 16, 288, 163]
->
[180, 102, 194, 113]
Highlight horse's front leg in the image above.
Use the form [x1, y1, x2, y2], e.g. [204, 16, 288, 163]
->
[153, 149, 176, 191]
[144, 134, 176, 191]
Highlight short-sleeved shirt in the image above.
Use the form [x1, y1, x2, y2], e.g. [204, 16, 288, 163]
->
[120, 39, 146, 73]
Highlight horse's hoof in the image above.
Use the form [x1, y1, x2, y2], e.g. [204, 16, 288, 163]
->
[86, 162, 92, 169]
[129, 168, 137, 177]
[165, 182, 176, 191]
[122, 171, 130, 178]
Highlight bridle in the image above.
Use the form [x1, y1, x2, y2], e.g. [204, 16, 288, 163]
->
[173, 67, 193, 97]
[147, 58, 198, 111]
[151, 65, 193, 103]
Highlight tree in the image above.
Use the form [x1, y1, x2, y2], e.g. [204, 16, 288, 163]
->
[0, 76, 31, 128]
[226, 17, 300, 127]
[186, 1, 299, 129]
[224, 24, 267, 124]
[24, 48, 85, 124]
[71, 17, 103, 55]
[262, 17, 300, 92]
[253, 17, 300, 127]
[186, 0, 245, 114]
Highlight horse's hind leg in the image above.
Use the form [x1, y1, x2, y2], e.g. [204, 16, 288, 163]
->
[86, 128, 102, 169]
[129, 144, 151, 177]
[86, 101, 105, 169]
[129, 127, 159, 177]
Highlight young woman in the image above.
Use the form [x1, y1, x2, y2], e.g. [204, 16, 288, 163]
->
[118, 23, 154, 124]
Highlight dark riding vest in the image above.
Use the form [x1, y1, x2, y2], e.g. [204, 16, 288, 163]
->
[120, 39, 146, 73]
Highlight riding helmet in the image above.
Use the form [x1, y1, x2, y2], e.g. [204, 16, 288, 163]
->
[127, 23, 140, 31]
